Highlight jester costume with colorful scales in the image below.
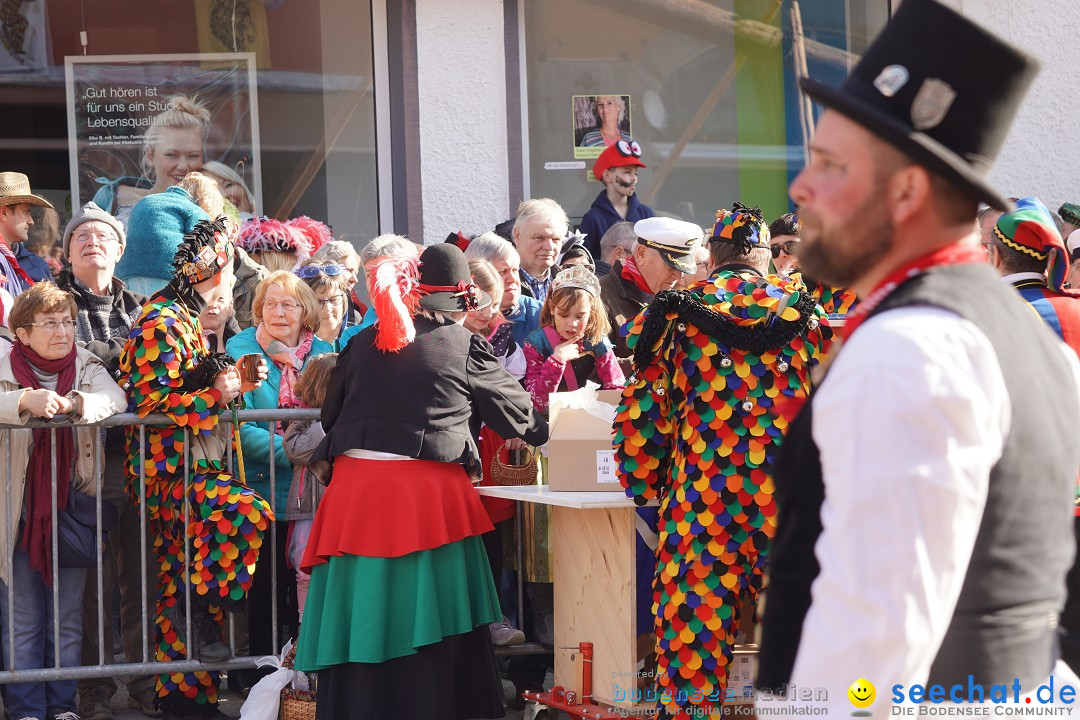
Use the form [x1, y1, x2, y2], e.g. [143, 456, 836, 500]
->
[614, 209, 833, 719]
[120, 219, 272, 717]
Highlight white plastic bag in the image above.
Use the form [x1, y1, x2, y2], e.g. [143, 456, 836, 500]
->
[239, 639, 310, 720]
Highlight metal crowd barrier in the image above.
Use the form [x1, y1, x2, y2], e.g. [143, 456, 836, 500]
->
[0, 406, 320, 684]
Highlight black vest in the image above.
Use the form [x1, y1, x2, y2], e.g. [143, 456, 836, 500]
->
[757, 263, 1079, 691]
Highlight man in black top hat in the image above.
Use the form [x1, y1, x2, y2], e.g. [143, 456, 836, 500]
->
[756, 0, 1080, 714]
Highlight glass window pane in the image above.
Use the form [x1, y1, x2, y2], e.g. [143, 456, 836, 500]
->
[0, 0, 379, 252]
[524, 0, 889, 231]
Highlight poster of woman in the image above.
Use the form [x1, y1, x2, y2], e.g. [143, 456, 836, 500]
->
[64, 53, 261, 224]
[573, 93, 632, 160]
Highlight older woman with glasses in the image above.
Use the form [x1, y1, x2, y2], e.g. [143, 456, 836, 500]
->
[225, 271, 332, 681]
[0, 282, 127, 720]
[295, 262, 352, 351]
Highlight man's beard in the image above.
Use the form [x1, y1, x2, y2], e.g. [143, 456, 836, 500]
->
[796, 189, 893, 289]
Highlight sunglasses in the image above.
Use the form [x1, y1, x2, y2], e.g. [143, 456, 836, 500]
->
[295, 263, 345, 279]
[770, 240, 799, 258]
[616, 139, 642, 158]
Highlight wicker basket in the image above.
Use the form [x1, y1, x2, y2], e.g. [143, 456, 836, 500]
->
[280, 688, 317, 720]
[490, 443, 538, 486]
[279, 644, 317, 720]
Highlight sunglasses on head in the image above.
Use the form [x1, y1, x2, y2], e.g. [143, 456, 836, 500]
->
[616, 139, 642, 158]
[295, 263, 345, 279]
[770, 240, 799, 258]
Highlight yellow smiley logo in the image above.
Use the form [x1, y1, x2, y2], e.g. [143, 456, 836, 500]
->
[848, 678, 876, 709]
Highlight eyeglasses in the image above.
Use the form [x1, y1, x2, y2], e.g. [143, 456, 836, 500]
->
[72, 230, 119, 244]
[616, 139, 642, 158]
[263, 300, 302, 313]
[770, 240, 799, 258]
[26, 319, 75, 331]
[317, 294, 345, 308]
[295, 263, 344, 279]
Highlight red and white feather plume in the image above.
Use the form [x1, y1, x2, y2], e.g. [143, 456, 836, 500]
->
[368, 254, 420, 352]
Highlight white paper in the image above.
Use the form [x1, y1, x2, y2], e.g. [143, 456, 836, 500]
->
[596, 450, 618, 483]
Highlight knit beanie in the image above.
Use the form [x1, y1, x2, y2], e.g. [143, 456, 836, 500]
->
[62, 202, 126, 256]
[116, 186, 209, 282]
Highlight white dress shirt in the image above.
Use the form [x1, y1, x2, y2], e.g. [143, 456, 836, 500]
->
[759, 306, 1080, 718]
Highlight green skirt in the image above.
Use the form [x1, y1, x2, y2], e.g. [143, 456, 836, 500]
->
[294, 534, 501, 671]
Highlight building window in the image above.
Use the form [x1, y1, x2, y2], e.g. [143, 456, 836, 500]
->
[522, 0, 890, 231]
[0, 0, 382, 248]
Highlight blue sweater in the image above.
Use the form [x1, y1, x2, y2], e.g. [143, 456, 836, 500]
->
[226, 327, 333, 517]
[577, 190, 654, 260]
[505, 295, 542, 346]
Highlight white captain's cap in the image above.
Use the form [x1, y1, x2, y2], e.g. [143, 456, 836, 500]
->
[633, 217, 704, 273]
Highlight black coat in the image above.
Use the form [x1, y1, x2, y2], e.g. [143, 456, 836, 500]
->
[318, 315, 548, 472]
[598, 260, 654, 358]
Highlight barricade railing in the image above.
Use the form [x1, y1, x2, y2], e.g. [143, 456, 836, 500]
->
[0, 406, 320, 684]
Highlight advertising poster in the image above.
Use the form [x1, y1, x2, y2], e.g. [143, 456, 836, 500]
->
[64, 53, 261, 216]
[573, 93, 633, 160]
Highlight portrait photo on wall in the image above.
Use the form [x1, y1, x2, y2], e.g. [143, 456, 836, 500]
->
[573, 93, 633, 160]
[64, 52, 261, 220]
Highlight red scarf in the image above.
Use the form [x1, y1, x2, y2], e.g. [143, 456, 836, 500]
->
[11, 341, 77, 585]
[620, 256, 654, 296]
[776, 243, 985, 422]
[840, 243, 986, 341]
[0, 235, 34, 289]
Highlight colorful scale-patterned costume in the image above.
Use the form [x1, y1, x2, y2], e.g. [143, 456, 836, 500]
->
[800, 276, 858, 318]
[614, 271, 833, 719]
[121, 282, 272, 716]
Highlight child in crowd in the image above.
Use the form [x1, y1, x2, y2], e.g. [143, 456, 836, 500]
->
[512, 265, 625, 686]
[467, 258, 525, 379]
[577, 139, 654, 260]
[524, 264, 625, 412]
[282, 352, 338, 623]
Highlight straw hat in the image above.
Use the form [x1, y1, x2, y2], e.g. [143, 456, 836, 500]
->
[0, 172, 53, 209]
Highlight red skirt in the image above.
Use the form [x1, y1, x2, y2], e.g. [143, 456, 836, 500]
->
[300, 456, 495, 572]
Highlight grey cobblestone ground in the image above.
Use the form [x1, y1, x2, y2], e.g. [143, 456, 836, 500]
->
[101, 677, 522, 719]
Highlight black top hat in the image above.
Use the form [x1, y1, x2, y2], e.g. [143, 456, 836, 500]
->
[800, 0, 1039, 211]
[417, 243, 492, 313]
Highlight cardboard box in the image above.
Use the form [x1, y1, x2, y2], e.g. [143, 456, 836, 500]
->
[547, 388, 623, 492]
[726, 652, 756, 703]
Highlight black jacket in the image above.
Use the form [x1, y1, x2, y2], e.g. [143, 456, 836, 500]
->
[318, 316, 548, 472]
[598, 260, 654, 358]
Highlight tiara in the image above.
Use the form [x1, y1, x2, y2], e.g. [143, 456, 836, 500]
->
[550, 264, 601, 297]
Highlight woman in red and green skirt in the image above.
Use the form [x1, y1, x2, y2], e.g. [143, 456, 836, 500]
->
[294, 242, 549, 719]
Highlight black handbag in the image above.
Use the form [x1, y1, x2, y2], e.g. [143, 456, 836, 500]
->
[57, 488, 118, 569]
